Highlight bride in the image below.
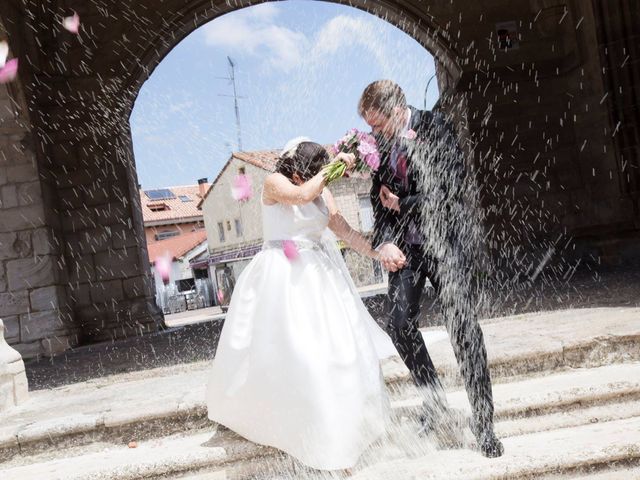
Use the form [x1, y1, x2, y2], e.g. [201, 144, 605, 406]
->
[206, 137, 396, 471]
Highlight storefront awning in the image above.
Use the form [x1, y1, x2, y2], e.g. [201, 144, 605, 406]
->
[190, 244, 262, 269]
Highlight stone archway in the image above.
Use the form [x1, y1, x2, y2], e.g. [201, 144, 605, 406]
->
[0, 0, 637, 358]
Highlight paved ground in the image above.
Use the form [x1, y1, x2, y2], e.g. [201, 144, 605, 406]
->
[23, 262, 640, 391]
[164, 306, 225, 328]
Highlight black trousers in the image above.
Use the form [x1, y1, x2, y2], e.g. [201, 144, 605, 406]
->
[385, 244, 495, 431]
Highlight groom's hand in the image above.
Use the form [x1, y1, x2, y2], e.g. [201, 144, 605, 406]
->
[378, 243, 406, 272]
[380, 185, 400, 212]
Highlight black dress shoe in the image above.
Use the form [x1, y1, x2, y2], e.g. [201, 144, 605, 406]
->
[475, 428, 504, 458]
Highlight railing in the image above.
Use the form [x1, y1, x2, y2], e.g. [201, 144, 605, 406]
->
[155, 278, 215, 314]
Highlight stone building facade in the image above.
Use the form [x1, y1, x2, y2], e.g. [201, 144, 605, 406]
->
[0, 1, 637, 357]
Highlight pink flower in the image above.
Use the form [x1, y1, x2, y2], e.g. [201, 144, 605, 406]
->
[364, 152, 380, 170]
[154, 252, 172, 285]
[0, 58, 18, 84]
[63, 12, 80, 34]
[403, 129, 417, 140]
[327, 128, 380, 183]
[282, 240, 299, 261]
[357, 139, 377, 157]
[231, 174, 252, 202]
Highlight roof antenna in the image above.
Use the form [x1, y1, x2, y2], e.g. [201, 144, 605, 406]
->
[217, 56, 246, 152]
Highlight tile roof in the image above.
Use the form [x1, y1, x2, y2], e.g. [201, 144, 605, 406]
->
[140, 185, 207, 224]
[147, 229, 208, 264]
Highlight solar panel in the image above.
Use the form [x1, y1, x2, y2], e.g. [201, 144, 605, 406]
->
[179, 195, 192, 202]
[145, 189, 175, 200]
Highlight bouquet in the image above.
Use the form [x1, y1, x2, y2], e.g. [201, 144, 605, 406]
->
[323, 129, 380, 183]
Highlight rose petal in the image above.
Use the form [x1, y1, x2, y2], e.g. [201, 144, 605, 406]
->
[282, 240, 299, 261]
[231, 174, 252, 201]
[154, 253, 172, 285]
[0, 58, 18, 84]
[63, 12, 80, 34]
[0, 41, 8, 68]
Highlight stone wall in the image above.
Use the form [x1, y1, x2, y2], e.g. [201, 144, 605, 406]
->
[0, 31, 78, 358]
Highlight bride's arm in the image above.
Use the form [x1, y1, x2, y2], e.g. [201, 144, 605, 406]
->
[263, 171, 327, 205]
[264, 152, 356, 206]
[324, 189, 380, 260]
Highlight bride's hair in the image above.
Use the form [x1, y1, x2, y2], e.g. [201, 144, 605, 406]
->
[275, 141, 329, 182]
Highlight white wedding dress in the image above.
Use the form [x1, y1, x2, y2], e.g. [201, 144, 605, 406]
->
[206, 190, 397, 470]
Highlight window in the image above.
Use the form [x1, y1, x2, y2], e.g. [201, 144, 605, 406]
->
[238, 167, 246, 175]
[176, 278, 195, 292]
[155, 230, 179, 241]
[358, 196, 374, 232]
[179, 195, 192, 202]
[144, 189, 175, 200]
[226, 220, 231, 231]
[148, 203, 170, 212]
[235, 218, 243, 237]
[217, 222, 225, 242]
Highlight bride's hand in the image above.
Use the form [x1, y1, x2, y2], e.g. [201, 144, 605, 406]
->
[335, 152, 356, 171]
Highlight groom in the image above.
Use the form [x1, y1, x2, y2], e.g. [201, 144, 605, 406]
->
[358, 80, 503, 457]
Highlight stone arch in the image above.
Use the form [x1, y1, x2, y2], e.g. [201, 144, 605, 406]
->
[0, 0, 636, 358]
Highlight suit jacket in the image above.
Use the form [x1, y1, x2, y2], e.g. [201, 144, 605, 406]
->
[370, 105, 464, 252]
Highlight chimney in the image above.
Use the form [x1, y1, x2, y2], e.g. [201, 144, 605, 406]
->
[198, 177, 208, 198]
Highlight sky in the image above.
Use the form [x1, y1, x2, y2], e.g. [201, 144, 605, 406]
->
[130, 1, 439, 190]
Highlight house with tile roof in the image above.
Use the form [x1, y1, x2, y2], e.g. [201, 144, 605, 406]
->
[139, 180, 211, 305]
[198, 150, 385, 307]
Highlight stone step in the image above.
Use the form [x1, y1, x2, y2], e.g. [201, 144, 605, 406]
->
[2, 409, 640, 479]
[391, 361, 640, 421]
[403, 307, 640, 389]
[542, 466, 640, 479]
[347, 416, 640, 480]
[2, 308, 637, 465]
[3, 362, 640, 470]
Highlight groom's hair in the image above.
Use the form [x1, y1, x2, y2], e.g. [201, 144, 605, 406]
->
[275, 142, 329, 182]
[358, 80, 406, 118]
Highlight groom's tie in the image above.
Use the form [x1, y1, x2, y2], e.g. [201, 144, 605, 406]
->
[391, 141, 408, 187]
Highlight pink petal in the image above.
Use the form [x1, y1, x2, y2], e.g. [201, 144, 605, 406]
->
[231, 174, 253, 201]
[0, 58, 18, 84]
[63, 12, 80, 34]
[155, 253, 172, 284]
[217, 289, 224, 304]
[282, 240, 299, 261]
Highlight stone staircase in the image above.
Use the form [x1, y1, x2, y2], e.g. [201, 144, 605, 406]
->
[0, 307, 639, 479]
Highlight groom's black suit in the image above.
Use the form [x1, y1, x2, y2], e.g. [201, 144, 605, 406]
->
[371, 106, 496, 433]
